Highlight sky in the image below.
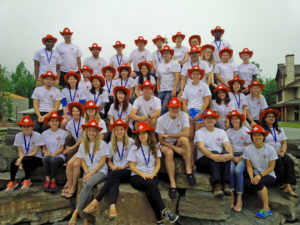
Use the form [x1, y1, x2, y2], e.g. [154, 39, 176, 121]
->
[0, 0, 300, 78]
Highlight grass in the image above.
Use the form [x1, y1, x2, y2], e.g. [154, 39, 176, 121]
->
[278, 122, 300, 128]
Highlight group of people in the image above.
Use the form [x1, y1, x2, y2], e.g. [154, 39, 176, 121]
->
[4, 26, 297, 224]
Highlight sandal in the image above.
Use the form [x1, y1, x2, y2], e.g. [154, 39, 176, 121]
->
[284, 188, 298, 198]
[109, 207, 117, 218]
[65, 192, 76, 199]
[68, 220, 76, 225]
[83, 200, 98, 214]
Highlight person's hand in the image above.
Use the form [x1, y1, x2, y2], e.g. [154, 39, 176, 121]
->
[171, 89, 176, 97]
[161, 134, 169, 140]
[250, 120, 256, 127]
[141, 115, 149, 121]
[19, 165, 24, 170]
[193, 113, 201, 122]
[212, 83, 218, 88]
[130, 71, 137, 78]
[280, 151, 285, 158]
[15, 157, 22, 166]
[83, 173, 92, 183]
[232, 156, 240, 163]
[38, 116, 44, 123]
[144, 174, 153, 179]
[188, 116, 193, 122]
[252, 175, 261, 185]
[211, 154, 223, 162]
[64, 146, 73, 154]
[177, 91, 183, 98]
[221, 154, 233, 161]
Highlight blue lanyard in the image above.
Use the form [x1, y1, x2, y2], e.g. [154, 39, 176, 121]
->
[89, 153, 95, 164]
[157, 51, 162, 63]
[23, 134, 32, 155]
[140, 146, 150, 167]
[73, 119, 81, 139]
[214, 40, 222, 50]
[233, 93, 241, 108]
[45, 49, 53, 63]
[121, 79, 128, 87]
[117, 108, 123, 119]
[69, 89, 78, 102]
[93, 92, 100, 104]
[117, 144, 125, 160]
[106, 80, 112, 94]
[116, 55, 123, 67]
[271, 128, 277, 143]
[191, 61, 200, 68]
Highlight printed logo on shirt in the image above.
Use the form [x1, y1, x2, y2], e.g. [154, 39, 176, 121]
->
[57, 137, 61, 141]
[149, 107, 153, 111]
[240, 136, 244, 140]
[177, 124, 180, 128]
[86, 86, 89, 89]
[199, 89, 202, 93]
[49, 94, 53, 98]
[100, 96, 103, 99]
[263, 154, 266, 158]
[53, 56, 56, 59]
[32, 141, 35, 145]
[98, 63, 101, 66]
[258, 101, 260, 104]
[167, 67, 170, 70]
[217, 137, 221, 142]
[141, 56, 145, 59]
[226, 105, 229, 108]
[76, 94, 79, 98]
[71, 48, 74, 51]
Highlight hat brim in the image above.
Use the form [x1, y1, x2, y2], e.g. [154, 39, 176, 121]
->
[113, 44, 125, 49]
[64, 73, 81, 82]
[226, 113, 245, 123]
[109, 123, 129, 131]
[85, 104, 101, 110]
[188, 35, 201, 47]
[211, 29, 225, 36]
[44, 116, 63, 126]
[60, 32, 73, 35]
[152, 38, 166, 45]
[139, 84, 156, 92]
[247, 130, 269, 137]
[172, 34, 185, 43]
[68, 102, 85, 115]
[187, 69, 205, 80]
[200, 44, 215, 53]
[117, 66, 132, 74]
[213, 88, 229, 93]
[42, 37, 57, 44]
[40, 74, 58, 81]
[259, 110, 280, 122]
[134, 40, 148, 46]
[17, 121, 35, 126]
[201, 114, 220, 120]
[79, 68, 93, 74]
[239, 51, 253, 59]
[82, 125, 103, 132]
[164, 103, 182, 108]
[248, 83, 264, 91]
[132, 128, 155, 133]
[159, 49, 174, 56]
[113, 86, 130, 97]
[89, 47, 102, 51]
[228, 79, 245, 87]
[89, 76, 105, 87]
[219, 49, 233, 59]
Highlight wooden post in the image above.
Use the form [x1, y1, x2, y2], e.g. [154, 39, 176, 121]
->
[284, 107, 287, 122]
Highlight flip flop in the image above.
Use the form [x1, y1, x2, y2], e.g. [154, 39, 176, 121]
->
[65, 192, 76, 199]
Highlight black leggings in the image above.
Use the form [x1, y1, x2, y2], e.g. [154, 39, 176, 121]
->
[10, 156, 43, 180]
[43, 156, 64, 179]
[95, 169, 131, 204]
[131, 175, 165, 221]
[245, 174, 276, 191]
[275, 154, 296, 185]
[33, 112, 49, 134]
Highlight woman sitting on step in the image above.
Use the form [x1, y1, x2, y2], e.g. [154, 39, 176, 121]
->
[83, 119, 135, 217]
[5, 116, 44, 192]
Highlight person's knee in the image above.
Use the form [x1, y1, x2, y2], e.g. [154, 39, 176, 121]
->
[178, 136, 190, 147]
[163, 147, 174, 161]
[234, 167, 244, 176]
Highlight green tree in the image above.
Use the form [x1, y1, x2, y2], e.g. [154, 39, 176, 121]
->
[0, 66, 14, 121]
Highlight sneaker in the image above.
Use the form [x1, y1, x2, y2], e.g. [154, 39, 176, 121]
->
[5, 181, 19, 192]
[213, 183, 224, 198]
[255, 209, 272, 218]
[163, 209, 179, 223]
[43, 181, 51, 192]
[186, 173, 196, 186]
[21, 180, 32, 190]
[50, 181, 58, 193]
[223, 183, 232, 196]
[168, 188, 177, 200]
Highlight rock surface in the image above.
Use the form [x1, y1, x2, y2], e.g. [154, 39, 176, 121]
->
[175, 172, 212, 191]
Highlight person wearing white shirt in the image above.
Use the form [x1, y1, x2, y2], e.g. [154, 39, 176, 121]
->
[83, 119, 134, 217]
[214, 47, 237, 87]
[237, 48, 259, 92]
[5, 116, 44, 192]
[84, 43, 108, 76]
[188, 35, 201, 48]
[260, 109, 297, 197]
[130, 80, 161, 129]
[78, 65, 93, 99]
[31, 71, 62, 133]
[211, 84, 236, 129]
[115, 64, 135, 98]
[246, 80, 268, 125]
[128, 122, 179, 224]
[194, 109, 234, 198]
[182, 65, 211, 164]
[42, 112, 67, 193]
[56, 27, 82, 87]
[242, 124, 277, 218]
[151, 35, 166, 72]
[179, 46, 213, 96]
[156, 45, 181, 115]
[200, 44, 217, 90]
[225, 110, 252, 212]
[68, 120, 109, 225]
[209, 26, 232, 63]
[128, 36, 152, 77]
[134, 61, 156, 97]
[156, 97, 195, 200]
[172, 32, 188, 67]
[109, 41, 128, 77]
[34, 34, 61, 88]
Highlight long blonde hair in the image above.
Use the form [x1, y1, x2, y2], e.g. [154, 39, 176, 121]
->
[201, 47, 215, 67]
[84, 110, 101, 123]
[83, 128, 101, 155]
[111, 128, 129, 153]
[250, 86, 262, 100]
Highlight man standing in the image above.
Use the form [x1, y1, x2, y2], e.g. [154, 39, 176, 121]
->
[151, 35, 165, 72]
[84, 43, 108, 76]
[56, 27, 82, 87]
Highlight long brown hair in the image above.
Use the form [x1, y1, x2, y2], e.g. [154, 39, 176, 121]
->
[111, 128, 129, 153]
[114, 89, 129, 112]
[134, 131, 158, 156]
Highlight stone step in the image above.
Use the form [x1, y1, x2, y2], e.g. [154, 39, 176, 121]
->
[159, 157, 186, 175]
[7, 127, 21, 135]
[77, 180, 179, 225]
[0, 184, 73, 225]
[175, 172, 212, 192]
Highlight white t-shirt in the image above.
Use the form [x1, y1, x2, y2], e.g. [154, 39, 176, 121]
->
[228, 92, 247, 114]
[182, 82, 211, 110]
[78, 80, 92, 99]
[237, 63, 259, 87]
[66, 117, 85, 141]
[86, 90, 109, 107]
[77, 140, 110, 174]
[108, 103, 132, 121]
[156, 111, 190, 145]
[132, 96, 161, 116]
[61, 88, 85, 111]
[127, 145, 162, 175]
[151, 50, 164, 65]
[31, 86, 62, 112]
[42, 128, 67, 160]
[56, 42, 82, 72]
[211, 99, 236, 120]
[246, 95, 268, 120]
[14, 131, 43, 158]
[83, 56, 108, 76]
[181, 60, 211, 85]
[129, 49, 152, 71]
[33, 48, 61, 77]
[173, 45, 189, 61]
[107, 138, 135, 168]
[209, 39, 232, 63]
[194, 127, 230, 159]
[109, 54, 129, 71]
[156, 60, 181, 92]
[243, 143, 278, 178]
[226, 127, 251, 153]
[115, 77, 136, 90]
[214, 62, 237, 84]
[264, 127, 287, 151]
[103, 79, 118, 96]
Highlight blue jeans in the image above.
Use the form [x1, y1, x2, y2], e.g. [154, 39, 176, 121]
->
[229, 152, 245, 194]
[158, 90, 172, 115]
